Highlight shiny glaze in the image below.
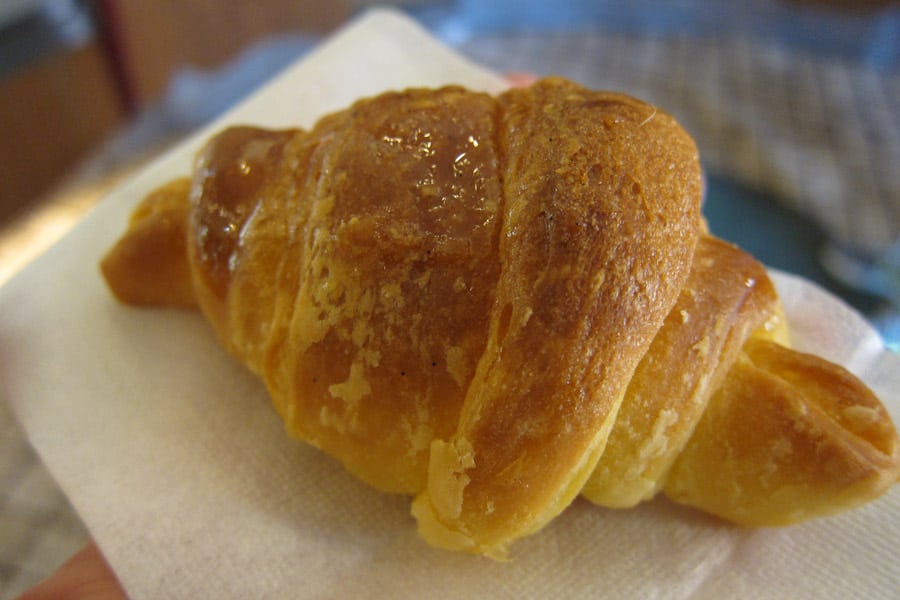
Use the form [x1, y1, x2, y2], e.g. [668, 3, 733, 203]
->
[191, 126, 296, 298]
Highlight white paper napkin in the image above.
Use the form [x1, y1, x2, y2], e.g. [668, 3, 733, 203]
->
[2, 9, 898, 599]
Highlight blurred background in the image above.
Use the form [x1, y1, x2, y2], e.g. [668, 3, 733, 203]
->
[0, 0, 897, 596]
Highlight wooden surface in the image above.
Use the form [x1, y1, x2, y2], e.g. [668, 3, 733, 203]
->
[105, 0, 352, 108]
[0, 40, 125, 221]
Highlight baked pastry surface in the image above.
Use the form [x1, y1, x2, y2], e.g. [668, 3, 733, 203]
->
[101, 77, 899, 557]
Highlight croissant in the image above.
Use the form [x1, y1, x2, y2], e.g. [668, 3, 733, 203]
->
[100, 77, 900, 558]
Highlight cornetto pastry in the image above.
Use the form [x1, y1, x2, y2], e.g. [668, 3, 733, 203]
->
[101, 77, 900, 558]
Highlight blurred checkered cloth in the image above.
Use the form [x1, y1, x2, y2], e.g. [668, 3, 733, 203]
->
[1, 401, 88, 599]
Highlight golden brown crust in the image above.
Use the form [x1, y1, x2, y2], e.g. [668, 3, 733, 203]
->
[664, 338, 900, 525]
[99, 77, 898, 557]
[270, 86, 505, 493]
[582, 235, 782, 508]
[187, 126, 301, 366]
[413, 78, 702, 555]
[100, 178, 196, 309]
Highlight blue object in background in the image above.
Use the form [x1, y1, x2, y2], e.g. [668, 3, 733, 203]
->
[704, 172, 898, 349]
